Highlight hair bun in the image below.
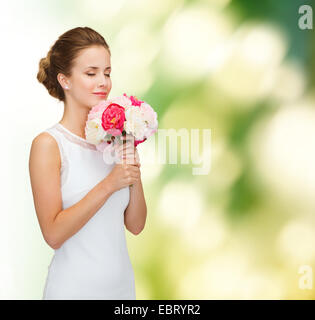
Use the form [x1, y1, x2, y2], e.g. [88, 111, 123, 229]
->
[37, 56, 50, 83]
[42, 56, 50, 69]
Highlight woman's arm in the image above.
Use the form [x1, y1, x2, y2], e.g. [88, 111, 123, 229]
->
[120, 145, 147, 235]
[29, 132, 114, 250]
[124, 177, 147, 235]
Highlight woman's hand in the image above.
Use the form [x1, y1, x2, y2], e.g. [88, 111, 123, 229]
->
[110, 135, 141, 189]
[116, 135, 141, 168]
[106, 163, 141, 192]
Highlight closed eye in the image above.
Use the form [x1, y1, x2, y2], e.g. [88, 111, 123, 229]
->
[87, 73, 111, 77]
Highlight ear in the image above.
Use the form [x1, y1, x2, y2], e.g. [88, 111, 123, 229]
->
[57, 73, 70, 90]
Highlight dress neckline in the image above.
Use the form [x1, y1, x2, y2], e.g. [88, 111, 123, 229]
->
[55, 122, 97, 151]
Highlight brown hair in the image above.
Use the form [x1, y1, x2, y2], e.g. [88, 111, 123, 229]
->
[37, 27, 111, 102]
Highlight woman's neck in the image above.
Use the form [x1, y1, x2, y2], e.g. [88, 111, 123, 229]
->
[60, 101, 90, 139]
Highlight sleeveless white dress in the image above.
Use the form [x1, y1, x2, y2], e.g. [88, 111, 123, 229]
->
[42, 122, 136, 300]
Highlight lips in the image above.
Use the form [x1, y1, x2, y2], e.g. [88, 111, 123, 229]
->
[93, 92, 107, 95]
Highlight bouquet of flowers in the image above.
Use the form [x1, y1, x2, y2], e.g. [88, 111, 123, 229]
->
[85, 93, 158, 165]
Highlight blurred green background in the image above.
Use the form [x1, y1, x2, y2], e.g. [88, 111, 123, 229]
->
[1, 0, 315, 299]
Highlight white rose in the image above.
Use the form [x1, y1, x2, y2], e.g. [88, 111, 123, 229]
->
[124, 106, 147, 140]
[85, 118, 106, 144]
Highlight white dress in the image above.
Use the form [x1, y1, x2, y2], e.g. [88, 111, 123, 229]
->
[42, 122, 136, 300]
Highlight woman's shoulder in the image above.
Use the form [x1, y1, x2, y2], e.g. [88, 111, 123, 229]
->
[29, 131, 61, 169]
[32, 130, 58, 150]
[32, 123, 64, 150]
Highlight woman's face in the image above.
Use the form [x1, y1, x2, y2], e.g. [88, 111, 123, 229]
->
[61, 45, 112, 108]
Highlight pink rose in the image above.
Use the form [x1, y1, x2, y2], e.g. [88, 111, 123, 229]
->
[101, 103, 126, 136]
[88, 100, 113, 121]
[134, 137, 147, 147]
[123, 93, 143, 106]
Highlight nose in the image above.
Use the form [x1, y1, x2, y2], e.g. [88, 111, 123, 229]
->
[98, 74, 109, 88]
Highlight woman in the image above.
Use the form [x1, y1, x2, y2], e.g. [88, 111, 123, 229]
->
[29, 27, 147, 300]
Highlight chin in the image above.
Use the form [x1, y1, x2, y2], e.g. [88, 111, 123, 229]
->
[95, 95, 108, 100]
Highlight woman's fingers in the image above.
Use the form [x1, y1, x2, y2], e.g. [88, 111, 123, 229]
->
[119, 146, 136, 158]
[114, 137, 140, 167]
[122, 157, 137, 165]
[115, 142, 134, 155]
[120, 153, 140, 166]
[117, 147, 134, 157]
[118, 142, 134, 151]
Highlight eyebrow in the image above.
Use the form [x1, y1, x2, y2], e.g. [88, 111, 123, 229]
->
[86, 66, 111, 70]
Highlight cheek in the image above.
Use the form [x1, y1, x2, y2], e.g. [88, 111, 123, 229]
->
[73, 78, 94, 100]
[81, 77, 95, 90]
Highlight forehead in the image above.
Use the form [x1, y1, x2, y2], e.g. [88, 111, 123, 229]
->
[73, 46, 111, 68]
